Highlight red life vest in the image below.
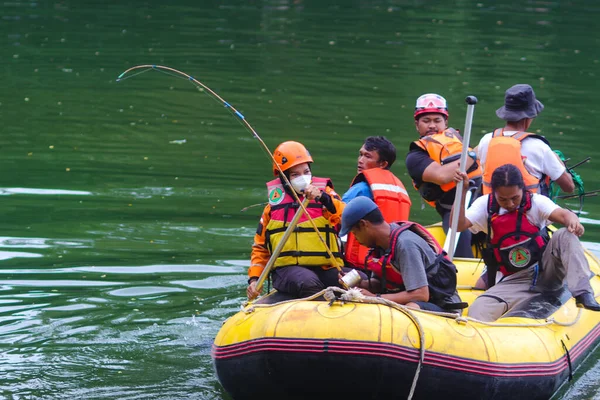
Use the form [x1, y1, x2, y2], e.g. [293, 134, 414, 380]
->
[265, 176, 344, 269]
[483, 191, 548, 282]
[344, 168, 412, 268]
[364, 222, 457, 302]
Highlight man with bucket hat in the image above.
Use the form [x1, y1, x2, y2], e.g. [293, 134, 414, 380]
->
[339, 196, 463, 312]
[477, 84, 574, 196]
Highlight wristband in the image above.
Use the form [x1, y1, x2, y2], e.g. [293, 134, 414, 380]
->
[248, 277, 258, 285]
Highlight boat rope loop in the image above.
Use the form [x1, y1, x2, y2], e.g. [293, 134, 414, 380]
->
[323, 287, 425, 400]
[561, 340, 574, 381]
[244, 287, 426, 400]
[242, 287, 584, 399]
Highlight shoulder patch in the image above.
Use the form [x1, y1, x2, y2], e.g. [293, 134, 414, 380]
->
[268, 187, 285, 205]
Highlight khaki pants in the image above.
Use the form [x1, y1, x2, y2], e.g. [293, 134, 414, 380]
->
[468, 228, 594, 322]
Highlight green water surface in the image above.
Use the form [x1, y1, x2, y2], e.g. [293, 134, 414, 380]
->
[1, 1, 599, 399]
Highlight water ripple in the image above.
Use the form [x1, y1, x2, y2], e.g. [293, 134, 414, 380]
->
[0, 187, 91, 196]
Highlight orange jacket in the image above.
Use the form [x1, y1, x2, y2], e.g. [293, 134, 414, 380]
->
[248, 178, 344, 280]
[410, 129, 482, 208]
[344, 168, 411, 268]
[482, 129, 548, 195]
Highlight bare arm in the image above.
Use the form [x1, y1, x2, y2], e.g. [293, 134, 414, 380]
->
[548, 207, 584, 236]
[384, 286, 429, 304]
[360, 285, 429, 304]
[553, 170, 575, 193]
[422, 157, 475, 186]
[448, 170, 474, 232]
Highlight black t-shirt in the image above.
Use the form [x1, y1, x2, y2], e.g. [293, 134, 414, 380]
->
[405, 147, 457, 214]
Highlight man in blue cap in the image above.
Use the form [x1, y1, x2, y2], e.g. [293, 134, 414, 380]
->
[477, 84, 574, 196]
[340, 196, 463, 312]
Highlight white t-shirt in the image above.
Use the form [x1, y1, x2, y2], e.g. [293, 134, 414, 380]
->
[466, 193, 560, 234]
[476, 130, 566, 181]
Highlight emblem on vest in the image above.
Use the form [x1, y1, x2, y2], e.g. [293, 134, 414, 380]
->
[268, 187, 285, 205]
[508, 247, 531, 268]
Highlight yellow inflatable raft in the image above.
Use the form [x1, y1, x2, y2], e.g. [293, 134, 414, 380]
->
[212, 224, 600, 400]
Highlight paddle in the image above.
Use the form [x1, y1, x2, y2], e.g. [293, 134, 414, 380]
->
[250, 198, 310, 300]
[446, 95, 478, 261]
[443, 188, 473, 255]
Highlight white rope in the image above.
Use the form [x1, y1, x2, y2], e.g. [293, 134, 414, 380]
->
[241, 287, 585, 399]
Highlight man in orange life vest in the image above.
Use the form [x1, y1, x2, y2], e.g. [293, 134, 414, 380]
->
[405, 93, 482, 258]
[476, 84, 574, 196]
[247, 141, 345, 300]
[342, 136, 412, 269]
[339, 196, 462, 312]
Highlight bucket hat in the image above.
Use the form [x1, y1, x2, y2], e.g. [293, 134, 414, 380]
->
[496, 84, 544, 121]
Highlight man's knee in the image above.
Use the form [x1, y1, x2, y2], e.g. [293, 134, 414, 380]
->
[468, 295, 509, 322]
[296, 276, 325, 297]
[551, 228, 578, 244]
[273, 267, 324, 297]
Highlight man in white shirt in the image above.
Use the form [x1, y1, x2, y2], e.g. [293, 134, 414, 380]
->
[476, 84, 574, 195]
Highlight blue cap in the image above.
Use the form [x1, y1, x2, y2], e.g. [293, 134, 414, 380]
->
[339, 196, 378, 236]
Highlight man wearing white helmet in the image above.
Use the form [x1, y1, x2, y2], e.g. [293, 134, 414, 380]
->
[405, 93, 482, 258]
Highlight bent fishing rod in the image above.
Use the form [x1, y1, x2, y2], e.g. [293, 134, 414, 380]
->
[116, 65, 344, 271]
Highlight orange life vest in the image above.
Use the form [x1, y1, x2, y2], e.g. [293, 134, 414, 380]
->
[265, 177, 343, 269]
[482, 129, 550, 195]
[410, 129, 482, 207]
[344, 169, 412, 268]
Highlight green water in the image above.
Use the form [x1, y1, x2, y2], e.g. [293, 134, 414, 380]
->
[1, 0, 599, 399]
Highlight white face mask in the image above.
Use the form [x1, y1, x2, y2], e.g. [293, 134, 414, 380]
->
[290, 174, 312, 194]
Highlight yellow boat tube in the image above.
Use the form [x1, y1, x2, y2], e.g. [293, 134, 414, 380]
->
[213, 224, 600, 400]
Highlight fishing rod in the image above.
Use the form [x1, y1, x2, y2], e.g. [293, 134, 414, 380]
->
[568, 157, 590, 171]
[549, 151, 595, 215]
[116, 65, 344, 272]
[556, 189, 600, 200]
[240, 202, 268, 212]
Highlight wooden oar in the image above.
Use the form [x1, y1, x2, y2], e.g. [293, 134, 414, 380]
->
[447, 95, 477, 261]
[250, 198, 310, 300]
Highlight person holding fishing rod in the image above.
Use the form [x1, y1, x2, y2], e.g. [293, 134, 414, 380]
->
[246, 141, 346, 300]
[115, 66, 349, 302]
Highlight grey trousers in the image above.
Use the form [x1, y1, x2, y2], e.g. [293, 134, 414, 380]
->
[468, 228, 595, 322]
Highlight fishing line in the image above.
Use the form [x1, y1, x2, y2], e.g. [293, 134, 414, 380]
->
[117, 65, 343, 269]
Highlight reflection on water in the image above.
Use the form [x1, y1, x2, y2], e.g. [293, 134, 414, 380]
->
[556, 358, 600, 400]
[0, 188, 92, 196]
[0, 251, 42, 261]
[2, 0, 600, 398]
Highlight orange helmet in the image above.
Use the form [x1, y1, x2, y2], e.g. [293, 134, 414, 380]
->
[414, 93, 449, 119]
[272, 141, 313, 176]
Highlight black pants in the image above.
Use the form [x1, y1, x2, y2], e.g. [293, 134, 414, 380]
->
[272, 266, 341, 298]
[442, 210, 474, 258]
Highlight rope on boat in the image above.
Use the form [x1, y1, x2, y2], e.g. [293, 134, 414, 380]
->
[242, 287, 585, 400]
[244, 287, 426, 400]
